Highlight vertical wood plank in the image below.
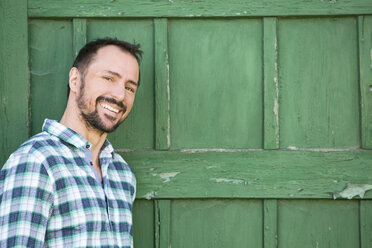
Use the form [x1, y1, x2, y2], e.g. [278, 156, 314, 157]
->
[154, 18, 170, 150]
[73, 18, 87, 58]
[360, 200, 372, 248]
[263, 17, 279, 150]
[358, 16, 372, 149]
[264, 199, 278, 248]
[155, 200, 171, 248]
[0, 0, 29, 166]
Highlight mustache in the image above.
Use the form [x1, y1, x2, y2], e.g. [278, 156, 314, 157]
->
[97, 96, 127, 112]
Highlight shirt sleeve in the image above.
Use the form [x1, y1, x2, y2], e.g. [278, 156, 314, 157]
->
[0, 152, 54, 247]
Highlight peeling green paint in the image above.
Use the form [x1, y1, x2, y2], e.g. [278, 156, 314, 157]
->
[144, 191, 157, 200]
[333, 183, 372, 199]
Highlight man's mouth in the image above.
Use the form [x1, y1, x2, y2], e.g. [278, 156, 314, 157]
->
[100, 103, 120, 113]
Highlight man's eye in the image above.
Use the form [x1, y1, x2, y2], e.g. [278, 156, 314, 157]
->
[103, 76, 113, 81]
[125, 86, 134, 93]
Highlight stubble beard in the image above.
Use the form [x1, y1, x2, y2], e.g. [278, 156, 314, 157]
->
[77, 80, 127, 133]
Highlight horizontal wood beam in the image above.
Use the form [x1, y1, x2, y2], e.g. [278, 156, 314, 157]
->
[28, 0, 372, 18]
[121, 150, 372, 199]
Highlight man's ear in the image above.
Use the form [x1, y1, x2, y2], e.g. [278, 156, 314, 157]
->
[69, 67, 81, 94]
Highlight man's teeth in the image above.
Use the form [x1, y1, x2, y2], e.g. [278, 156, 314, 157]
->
[101, 103, 119, 113]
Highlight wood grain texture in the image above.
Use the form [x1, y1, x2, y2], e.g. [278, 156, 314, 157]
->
[278, 200, 359, 248]
[360, 200, 372, 248]
[154, 19, 170, 150]
[87, 20, 155, 149]
[0, 0, 29, 166]
[28, 0, 372, 18]
[263, 17, 279, 150]
[170, 199, 263, 248]
[358, 16, 372, 149]
[264, 200, 278, 248]
[169, 19, 263, 149]
[133, 200, 155, 248]
[122, 150, 372, 199]
[29, 20, 73, 135]
[278, 17, 360, 148]
[73, 18, 87, 58]
[156, 200, 171, 248]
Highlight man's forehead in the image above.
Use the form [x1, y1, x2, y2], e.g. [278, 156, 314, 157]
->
[90, 46, 139, 70]
[96, 45, 135, 59]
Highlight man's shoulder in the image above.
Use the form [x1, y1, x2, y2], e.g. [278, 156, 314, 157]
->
[4, 131, 64, 166]
[18, 131, 60, 154]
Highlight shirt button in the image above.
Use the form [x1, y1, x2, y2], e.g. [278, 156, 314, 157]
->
[86, 144, 90, 149]
[90, 162, 93, 166]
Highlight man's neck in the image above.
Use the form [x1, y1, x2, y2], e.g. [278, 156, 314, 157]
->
[60, 108, 108, 158]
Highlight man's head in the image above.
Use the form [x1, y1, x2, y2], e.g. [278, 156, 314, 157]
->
[68, 38, 143, 133]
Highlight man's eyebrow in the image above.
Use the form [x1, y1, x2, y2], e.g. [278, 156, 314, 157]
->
[128, 80, 139, 87]
[103, 70, 122, 78]
[103, 70, 139, 86]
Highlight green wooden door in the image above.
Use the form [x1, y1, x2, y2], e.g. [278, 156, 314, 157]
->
[1, 1, 372, 247]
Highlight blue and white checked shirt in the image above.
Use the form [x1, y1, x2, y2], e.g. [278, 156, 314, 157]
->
[0, 119, 136, 247]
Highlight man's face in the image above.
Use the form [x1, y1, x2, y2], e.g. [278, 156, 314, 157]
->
[76, 45, 139, 133]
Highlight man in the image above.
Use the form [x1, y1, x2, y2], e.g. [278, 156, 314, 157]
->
[0, 38, 142, 247]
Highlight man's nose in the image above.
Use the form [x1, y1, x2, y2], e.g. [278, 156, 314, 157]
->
[111, 82, 126, 101]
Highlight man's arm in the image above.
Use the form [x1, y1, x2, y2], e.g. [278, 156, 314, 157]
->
[0, 153, 54, 247]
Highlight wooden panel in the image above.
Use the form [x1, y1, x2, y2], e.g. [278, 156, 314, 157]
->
[278, 200, 359, 248]
[358, 16, 372, 149]
[87, 20, 155, 149]
[361, 200, 372, 248]
[156, 200, 171, 248]
[169, 19, 263, 149]
[278, 17, 360, 148]
[154, 18, 170, 150]
[0, 0, 29, 166]
[263, 17, 279, 150]
[170, 199, 263, 248]
[28, 0, 372, 18]
[133, 200, 155, 248]
[73, 18, 87, 57]
[264, 200, 278, 248]
[123, 150, 372, 199]
[29, 20, 73, 135]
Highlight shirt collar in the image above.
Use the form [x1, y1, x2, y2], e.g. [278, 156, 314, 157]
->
[42, 119, 114, 155]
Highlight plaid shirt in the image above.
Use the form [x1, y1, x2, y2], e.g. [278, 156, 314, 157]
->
[0, 119, 136, 247]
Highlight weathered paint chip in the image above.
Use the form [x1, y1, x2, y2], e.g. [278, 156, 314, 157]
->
[333, 183, 372, 199]
[210, 178, 247, 185]
[144, 191, 157, 200]
[159, 172, 180, 183]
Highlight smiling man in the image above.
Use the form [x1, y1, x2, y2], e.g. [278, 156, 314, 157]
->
[0, 38, 142, 247]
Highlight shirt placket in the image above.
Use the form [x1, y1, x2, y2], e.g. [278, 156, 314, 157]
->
[82, 144, 115, 238]
[100, 155, 115, 231]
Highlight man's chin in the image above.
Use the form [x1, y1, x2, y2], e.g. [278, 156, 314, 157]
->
[99, 120, 122, 133]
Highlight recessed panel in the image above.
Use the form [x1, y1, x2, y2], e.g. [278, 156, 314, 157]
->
[88, 20, 154, 149]
[169, 19, 263, 149]
[29, 20, 73, 135]
[278, 200, 359, 248]
[171, 199, 263, 247]
[278, 17, 360, 148]
[133, 200, 154, 248]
